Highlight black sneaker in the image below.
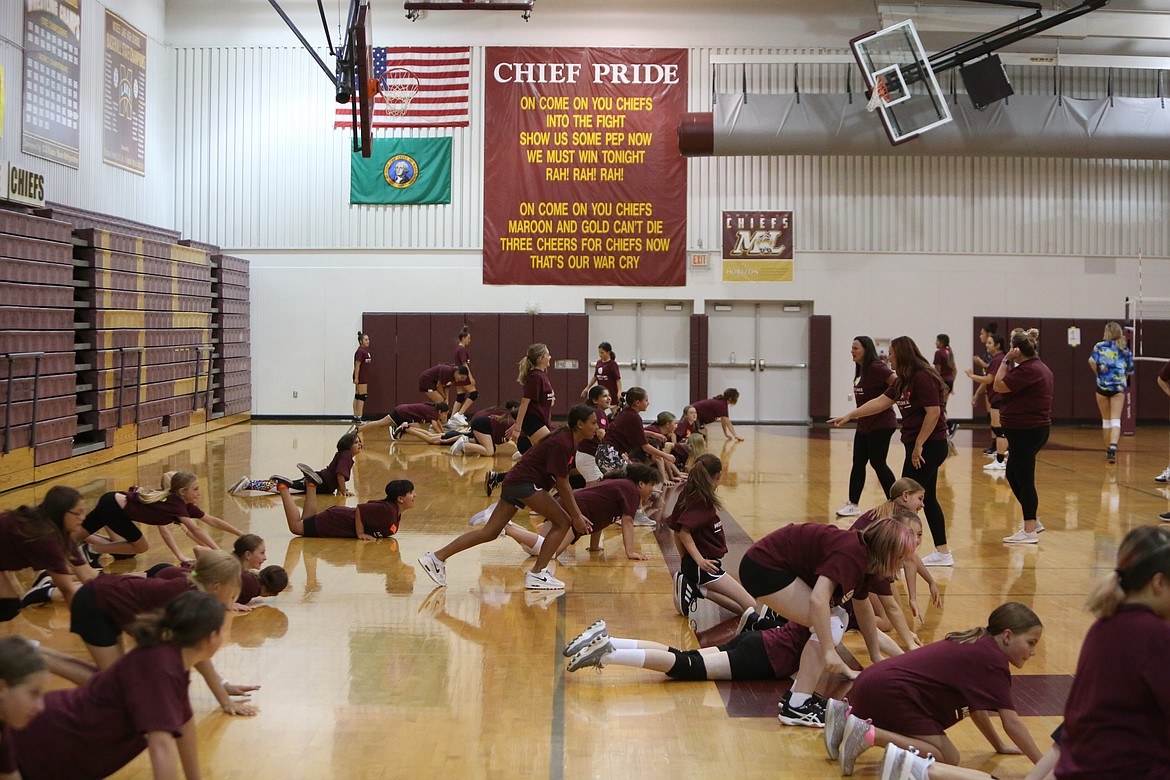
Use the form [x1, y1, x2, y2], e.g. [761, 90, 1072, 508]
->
[1160, 511, 1170, 521]
[80, 543, 103, 570]
[484, 471, 503, 497]
[982, 445, 996, 455]
[778, 694, 827, 728]
[296, 463, 324, 487]
[21, 575, 56, 608]
[947, 421, 959, 438]
[1107, 445, 1117, 464]
[111, 552, 137, 560]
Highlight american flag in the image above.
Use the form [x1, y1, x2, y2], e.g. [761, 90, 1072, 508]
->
[334, 46, 470, 129]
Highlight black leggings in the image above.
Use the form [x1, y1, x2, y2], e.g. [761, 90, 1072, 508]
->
[900, 439, 949, 547]
[80, 492, 143, 543]
[1004, 426, 1050, 521]
[848, 428, 897, 504]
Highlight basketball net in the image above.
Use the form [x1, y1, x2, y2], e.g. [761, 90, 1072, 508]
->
[378, 67, 420, 116]
[865, 75, 890, 113]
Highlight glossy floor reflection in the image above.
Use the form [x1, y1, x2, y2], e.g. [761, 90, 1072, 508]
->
[3, 421, 1168, 779]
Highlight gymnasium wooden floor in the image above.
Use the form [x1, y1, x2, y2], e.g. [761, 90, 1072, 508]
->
[5, 419, 1169, 779]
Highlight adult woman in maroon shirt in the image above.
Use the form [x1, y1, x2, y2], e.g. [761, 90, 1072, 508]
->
[17, 590, 232, 780]
[691, 389, 744, 441]
[420, 404, 598, 591]
[580, 341, 622, 412]
[2, 486, 93, 616]
[836, 336, 897, 518]
[1055, 525, 1170, 779]
[353, 330, 372, 423]
[826, 601, 1045, 776]
[280, 479, 414, 540]
[966, 333, 1008, 470]
[995, 329, 1054, 545]
[509, 343, 556, 454]
[831, 336, 954, 567]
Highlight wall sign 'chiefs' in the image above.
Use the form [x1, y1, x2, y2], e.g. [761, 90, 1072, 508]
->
[721, 210, 794, 282]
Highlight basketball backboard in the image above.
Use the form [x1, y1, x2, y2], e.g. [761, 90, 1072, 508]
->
[851, 19, 952, 145]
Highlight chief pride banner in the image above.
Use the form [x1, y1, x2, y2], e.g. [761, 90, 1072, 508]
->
[483, 47, 687, 286]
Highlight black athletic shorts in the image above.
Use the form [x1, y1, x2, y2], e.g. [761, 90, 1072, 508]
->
[470, 416, 493, 436]
[681, 556, 725, 588]
[739, 554, 799, 598]
[81, 491, 144, 543]
[500, 482, 539, 509]
[717, 631, 776, 681]
[1095, 386, 1121, 398]
[944, 379, 955, 392]
[521, 412, 549, 437]
[302, 516, 319, 537]
[70, 583, 121, 647]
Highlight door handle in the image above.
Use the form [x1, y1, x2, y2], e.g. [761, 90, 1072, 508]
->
[759, 359, 766, 371]
[749, 359, 757, 372]
[639, 358, 647, 370]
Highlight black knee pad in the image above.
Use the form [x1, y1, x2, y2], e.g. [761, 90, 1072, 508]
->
[0, 599, 22, 622]
[992, 426, 1005, 438]
[665, 648, 708, 681]
[354, 393, 367, 401]
[456, 393, 467, 403]
[517, 435, 532, 454]
[468, 391, 479, 401]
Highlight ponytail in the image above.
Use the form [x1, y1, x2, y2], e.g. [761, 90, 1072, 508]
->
[137, 471, 197, 504]
[685, 433, 708, 469]
[1088, 525, 1170, 618]
[191, 550, 243, 598]
[517, 343, 549, 385]
[681, 453, 723, 511]
[127, 590, 225, 649]
[1012, 328, 1041, 358]
[946, 602, 1042, 644]
[715, 388, 739, 404]
[1103, 321, 1127, 351]
[860, 517, 917, 576]
[607, 462, 660, 485]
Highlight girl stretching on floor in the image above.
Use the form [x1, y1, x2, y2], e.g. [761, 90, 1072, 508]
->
[281, 480, 414, 540]
[4, 486, 94, 614]
[358, 402, 450, 440]
[230, 431, 362, 497]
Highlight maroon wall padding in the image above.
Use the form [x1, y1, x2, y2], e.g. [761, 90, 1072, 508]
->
[361, 313, 399, 417]
[429, 314, 468, 369]
[690, 314, 708, 403]
[395, 315, 432, 405]
[809, 315, 832, 420]
[463, 313, 501, 409]
[565, 313, 590, 415]
[1135, 320, 1170, 421]
[498, 315, 534, 411]
[535, 314, 571, 417]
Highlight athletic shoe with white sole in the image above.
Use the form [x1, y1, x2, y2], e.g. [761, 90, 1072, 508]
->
[840, 714, 874, 775]
[880, 744, 936, 780]
[632, 509, 655, 527]
[983, 458, 1007, 471]
[468, 503, 497, 526]
[450, 436, 468, 456]
[484, 471, 504, 496]
[417, 551, 447, 586]
[391, 422, 410, 440]
[920, 550, 953, 567]
[1034, 519, 1045, 532]
[228, 475, 251, 495]
[296, 464, 324, 487]
[21, 570, 56, 608]
[524, 568, 565, 590]
[566, 635, 614, 672]
[1003, 528, 1040, 544]
[563, 620, 607, 657]
[81, 543, 104, 570]
[835, 501, 861, 517]
[777, 694, 826, 728]
[824, 698, 851, 760]
[1157, 467, 1170, 483]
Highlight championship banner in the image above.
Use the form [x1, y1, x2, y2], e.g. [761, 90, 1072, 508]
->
[22, 0, 82, 169]
[102, 10, 147, 176]
[721, 210, 794, 282]
[483, 47, 687, 286]
[350, 137, 452, 205]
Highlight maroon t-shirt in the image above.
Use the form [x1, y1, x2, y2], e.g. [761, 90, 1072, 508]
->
[593, 358, 621, 397]
[0, 723, 15, 775]
[312, 500, 400, 538]
[522, 369, 555, 426]
[476, 413, 514, 445]
[419, 364, 458, 389]
[239, 570, 262, 604]
[15, 642, 194, 780]
[394, 403, 441, 423]
[760, 622, 813, 679]
[985, 352, 1005, 406]
[999, 358, 1053, 429]
[122, 490, 205, 526]
[454, 344, 471, 367]
[1055, 605, 1170, 779]
[849, 635, 1014, 733]
[354, 346, 372, 384]
[676, 418, 698, 439]
[504, 427, 576, 491]
[847, 512, 895, 596]
[745, 523, 880, 604]
[88, 573, 194, 630]
[693, 397, 729, 425]
[884, 372, 948, 444]
[560, 480, 641, 533]
[318, 450, 355, 494]
[854, 360, 897, 434]
[0, 511, 71, 574]
[933, 348, 955, 381]
[669, 497, 727, 559]
[605, 407, 648, 457]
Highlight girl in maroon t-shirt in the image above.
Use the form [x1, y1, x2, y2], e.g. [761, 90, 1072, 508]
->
[2, 486, 92, 616]
[995, 329, 1054, 545]
[280, 479, 414, 541]
[17, 591, 239, 779]
[691, 389, 744, 441]
[831, 336, 954, 568]
[827, 602, 1045, 775]
[79, 471, 245, 566]
[357, 401, 450, 441]
[454, 402, 519, 457]
[670, 454, 772, 629]
[230, 431, 362, 497]
[580, 341, 622, 412]
[676, 404, 700, 441]
[353, 330, 372, 424]
[495, 462, 660, 562]
[418, 363, 471, 405]
[574, 385, 619, 483]
[449, 325, 478, 424]
[1054, 525, 1170, 779]
[0, 637, 48, 776]
[510, 343, 556, 453]
[836, 336, 898, 518]
[966, 332, 1008, 469]
[421, 405, 599, 592]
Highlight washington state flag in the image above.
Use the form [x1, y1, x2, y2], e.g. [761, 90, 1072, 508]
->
[350, 137, 452, 205]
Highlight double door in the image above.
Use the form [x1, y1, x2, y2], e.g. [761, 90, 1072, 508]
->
[587, 301, 692, 416]
[706, 302, 810, 422]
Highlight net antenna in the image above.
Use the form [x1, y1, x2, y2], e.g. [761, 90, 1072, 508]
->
[379, 67, 420, 116]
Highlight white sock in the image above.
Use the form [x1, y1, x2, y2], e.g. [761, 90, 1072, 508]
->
[788, 691, 812, 707]
[610, 638, 637, 649]
[530, 536, 544, 554]
[606, 649, 644, 667]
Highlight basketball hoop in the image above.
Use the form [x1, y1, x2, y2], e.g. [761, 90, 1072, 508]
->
[865, 75, 890, 112]
[378, 67, 420, 116]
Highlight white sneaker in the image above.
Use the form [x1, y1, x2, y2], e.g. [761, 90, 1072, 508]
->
[525, 568, 565, 590]
[983, 458, 1007, 471]
[512, 450, 522, 461]
[417, 552, 447, 586]
[450, 436, 468, 456]
[1003, 529, 1039, 544]
[468, 503, 497, 526]
[920, 550, 953, 567]
[1157, 467, 1170, 483]
[452, 412, 468, 426]
[632, 509, 655, 527]
[835, 501, 861, 517]
[880, 744, 935, 780]
[228, 475, 250, 495]
[1034, 519, 1045, 533]
[563, 619, 608, 657]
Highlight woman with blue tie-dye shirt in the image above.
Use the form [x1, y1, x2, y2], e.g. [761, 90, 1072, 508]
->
[1089, 321, 1134, 463]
